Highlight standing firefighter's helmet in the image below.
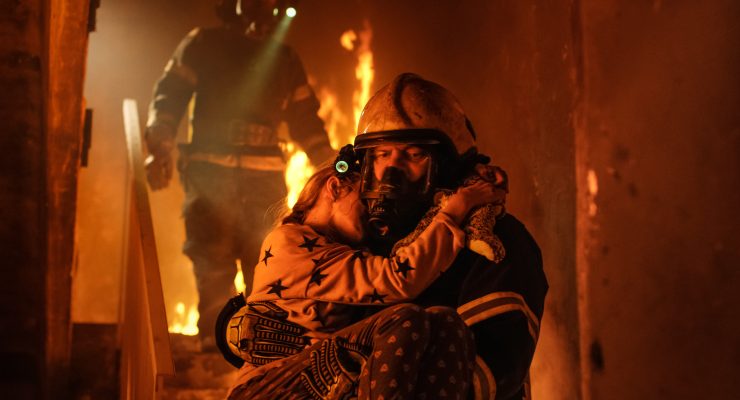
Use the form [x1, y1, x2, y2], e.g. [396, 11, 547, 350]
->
[215, 0, 296, 36]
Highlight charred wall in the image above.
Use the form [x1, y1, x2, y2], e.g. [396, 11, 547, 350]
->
[0, 1, 47, 396]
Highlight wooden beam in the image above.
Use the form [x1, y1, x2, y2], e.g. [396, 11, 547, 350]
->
[122, 99, 175, 379]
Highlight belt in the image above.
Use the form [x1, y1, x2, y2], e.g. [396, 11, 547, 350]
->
[185, 152, 286, 171]
[229, 120, 278, 147]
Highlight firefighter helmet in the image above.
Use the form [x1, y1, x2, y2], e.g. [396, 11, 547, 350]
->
[353, 73, 477, 158]
[215, 0, 295, 35]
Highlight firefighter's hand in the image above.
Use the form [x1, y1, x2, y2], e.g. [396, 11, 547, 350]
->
[145, 152, 173, 190]
[229, 302, 309, 366]
[144, 125, 175, 190]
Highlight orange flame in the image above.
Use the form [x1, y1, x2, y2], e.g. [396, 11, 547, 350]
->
[235, 259, 247, 294]
[284, 143, 314, 208]
[169, 301, 199, 336]
[317, 86, 349, 150]
[342, 21, 375, 131]
[167, 259, 246, 336]
[284, 22, 374, 208]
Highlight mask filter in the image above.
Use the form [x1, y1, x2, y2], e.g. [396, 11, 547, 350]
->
[364, 167, 415, 238]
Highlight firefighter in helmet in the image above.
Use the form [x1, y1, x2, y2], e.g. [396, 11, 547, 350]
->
[145, 0, 334, 349]
[353, 73, 548, 400]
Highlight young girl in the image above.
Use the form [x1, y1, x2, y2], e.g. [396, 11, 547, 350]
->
[226, 163, 504, 400]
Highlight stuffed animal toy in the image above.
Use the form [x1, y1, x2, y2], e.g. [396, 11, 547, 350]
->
[391, 165, 507, 263]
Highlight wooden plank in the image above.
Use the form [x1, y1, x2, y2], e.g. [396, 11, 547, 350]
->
[122, 99, 174, 377]
[121, 187, 159, 400]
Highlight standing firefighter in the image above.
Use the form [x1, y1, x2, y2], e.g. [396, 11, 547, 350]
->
[353, 73, 548, 400]
[144, 0, 334, 349]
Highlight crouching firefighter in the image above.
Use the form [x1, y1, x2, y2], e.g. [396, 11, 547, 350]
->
[350, 73, 548, 400]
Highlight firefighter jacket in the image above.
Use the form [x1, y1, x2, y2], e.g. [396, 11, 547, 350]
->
[147, 26, 333, 168]
[246, 212, 466, 338]
[413, 213, 548, 400]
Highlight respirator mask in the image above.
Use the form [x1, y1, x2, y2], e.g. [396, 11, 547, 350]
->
[357, 144, 436, 242]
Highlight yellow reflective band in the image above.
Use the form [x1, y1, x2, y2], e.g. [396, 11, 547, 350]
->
[146, 110, 178, 130]
[457, 291, 540, 342]
[165, 59, 198, 87]
[473, 356, 497, 400]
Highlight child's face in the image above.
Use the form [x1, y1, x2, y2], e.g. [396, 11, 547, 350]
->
[330, 182, 367, 245]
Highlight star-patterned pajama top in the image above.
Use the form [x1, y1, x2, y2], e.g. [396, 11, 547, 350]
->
[246, 212, 466, 339]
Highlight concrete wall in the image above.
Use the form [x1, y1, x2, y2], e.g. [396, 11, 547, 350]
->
[576, 1, 740, 398]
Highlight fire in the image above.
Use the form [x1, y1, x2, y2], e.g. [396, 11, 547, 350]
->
[166, 259, 246, 337]
[284, 143, 314, 208]
[342, 21, 375, 131]
[317, 86, 349, 150]
[235, 259, 247, 294]
[169, 301, 199, 336]
[284, 21, 375, 208]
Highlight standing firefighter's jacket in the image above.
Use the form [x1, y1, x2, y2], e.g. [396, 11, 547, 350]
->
[148, 26, 333, 165]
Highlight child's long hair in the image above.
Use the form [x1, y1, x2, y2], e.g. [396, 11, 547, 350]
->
[282, 164, 360, 225]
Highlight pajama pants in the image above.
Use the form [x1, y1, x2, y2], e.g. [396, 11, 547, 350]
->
[228, 304, 476, 400]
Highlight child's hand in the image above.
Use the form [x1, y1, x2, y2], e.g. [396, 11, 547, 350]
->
[442, 180, 506, 225]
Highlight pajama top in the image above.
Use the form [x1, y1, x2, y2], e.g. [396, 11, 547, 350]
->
[246, 212, 466, 339]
